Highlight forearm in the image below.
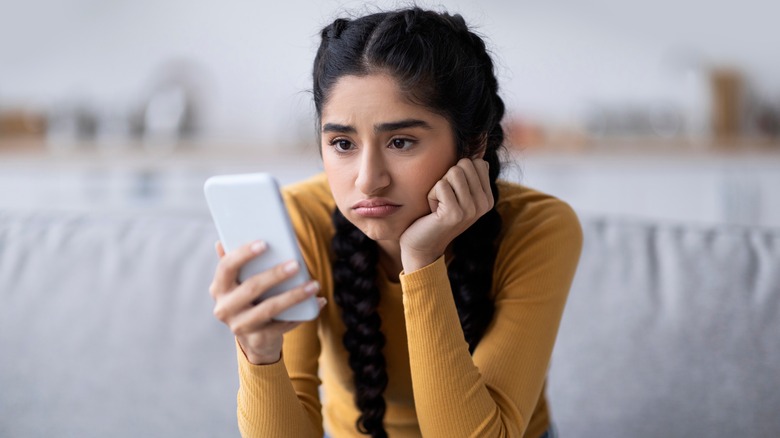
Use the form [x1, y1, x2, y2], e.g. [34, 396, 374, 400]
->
[235, 341, 323, 438]
[400, 258, 527, 437]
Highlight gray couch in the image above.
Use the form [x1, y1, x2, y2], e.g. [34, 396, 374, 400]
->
[1, 209, 778, 437]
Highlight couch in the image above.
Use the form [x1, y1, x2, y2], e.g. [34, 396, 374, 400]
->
[1, 209, 778, 437]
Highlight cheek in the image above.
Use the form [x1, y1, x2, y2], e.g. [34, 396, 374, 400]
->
[405, 153, 456, 192]
[393, 162, 449, 216]
[323, 155, 352, 208]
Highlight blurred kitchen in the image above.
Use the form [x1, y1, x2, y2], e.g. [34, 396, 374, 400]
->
[1, 0, 779, 226]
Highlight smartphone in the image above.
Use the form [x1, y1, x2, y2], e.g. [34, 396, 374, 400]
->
[203, 172, 319, 321]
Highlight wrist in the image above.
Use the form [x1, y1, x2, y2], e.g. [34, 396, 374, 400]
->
[401, 249, 441, 274]
[238, 339, 282, 365]
[247, 350, 281, 365]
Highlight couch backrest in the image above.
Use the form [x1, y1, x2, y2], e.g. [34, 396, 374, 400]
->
[549, 218, 780, 438]
[0, 210, 236, 437]
[1, 210, 779, 437]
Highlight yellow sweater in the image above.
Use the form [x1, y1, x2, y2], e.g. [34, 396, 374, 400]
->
[235, 173, 582, 438]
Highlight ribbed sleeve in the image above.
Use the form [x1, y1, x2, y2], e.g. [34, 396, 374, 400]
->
[235, 339, 324, 437]
[399, 200, 583, 437]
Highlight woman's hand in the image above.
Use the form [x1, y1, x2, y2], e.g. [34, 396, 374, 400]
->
[210, 240, 326, 365]
[399, 158, 494, 273]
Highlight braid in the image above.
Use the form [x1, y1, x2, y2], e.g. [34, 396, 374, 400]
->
[331, 208, 389, 438]
[320, 7, 507, 437]
[439, 11, 504, 351]
[448, 173, 502, 353]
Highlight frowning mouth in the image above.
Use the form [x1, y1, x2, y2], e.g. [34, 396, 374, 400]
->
[352, 199, 401, 218]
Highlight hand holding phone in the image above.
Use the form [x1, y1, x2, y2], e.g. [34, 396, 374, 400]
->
[204, 172, 320, 322]
[205, 173, 324, 364]
[211, 240, 325, 364]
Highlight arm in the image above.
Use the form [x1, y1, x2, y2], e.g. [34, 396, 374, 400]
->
[236, 319, 323, 437]
[230, 189, 330, 437]
[400, 201, 583, 437]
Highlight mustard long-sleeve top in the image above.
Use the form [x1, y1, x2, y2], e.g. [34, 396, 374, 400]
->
[234, 173, 583, 438]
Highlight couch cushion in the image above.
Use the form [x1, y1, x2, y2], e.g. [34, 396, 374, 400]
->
[548, 218, 780, 438]
[2, 210, 779, 437]
[0, 210, 238, 437]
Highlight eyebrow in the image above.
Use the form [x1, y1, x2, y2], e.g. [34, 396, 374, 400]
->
[321, 119, 433, 134]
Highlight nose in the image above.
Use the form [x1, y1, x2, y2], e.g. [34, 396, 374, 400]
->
[355, 145, 391, 195]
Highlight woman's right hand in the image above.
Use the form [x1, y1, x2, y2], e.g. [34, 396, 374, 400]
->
[209, 240, 326, 365]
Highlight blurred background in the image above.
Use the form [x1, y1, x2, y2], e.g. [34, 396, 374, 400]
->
[1, 0, 779, 226]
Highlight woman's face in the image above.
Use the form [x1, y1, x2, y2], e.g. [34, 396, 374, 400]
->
[321, 73, 458, 242]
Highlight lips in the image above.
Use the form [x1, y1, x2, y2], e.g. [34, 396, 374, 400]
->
[352, 198, 401, 218]
[352, 198, 400, 209]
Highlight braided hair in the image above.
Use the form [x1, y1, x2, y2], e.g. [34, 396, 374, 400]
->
[313, 8, 506, 437]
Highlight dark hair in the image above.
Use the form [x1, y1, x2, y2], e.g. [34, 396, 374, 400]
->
[315, 7, 505, 437]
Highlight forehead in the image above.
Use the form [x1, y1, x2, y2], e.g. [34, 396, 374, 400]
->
[321, 73, 445, 125]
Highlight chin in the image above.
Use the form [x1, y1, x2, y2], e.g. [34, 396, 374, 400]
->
[350, 219, 403, 242]
[359, 226, 401, 242]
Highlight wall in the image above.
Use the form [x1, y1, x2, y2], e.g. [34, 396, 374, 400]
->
[1, 0, 778, 148]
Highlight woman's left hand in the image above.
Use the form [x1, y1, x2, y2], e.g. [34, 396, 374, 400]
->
[399, 157, 494, 273]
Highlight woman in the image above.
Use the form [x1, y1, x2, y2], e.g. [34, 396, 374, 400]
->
[209, 7, 582, 438]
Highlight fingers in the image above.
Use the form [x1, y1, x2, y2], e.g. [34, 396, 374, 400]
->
[474, 159, 494, 209]
[457, 158, 483, 200]
[427, 184, 440, 213]
[431, 178, 461, 224]
[236, 294, 322, 354]
[460, 158, 493, 211]
[440, 158, 494, 218]
[215, 241, 225, 258]
[255, 320, 303, 337]
[445, 165, 474, 216]
[244, 297, 327, 337]
[213, 258, 304, 318]
[210, 240, 267, 300]
[458, 158, 492, 202]
[227, 281, 324, 334]
[461, 159, 491, 199]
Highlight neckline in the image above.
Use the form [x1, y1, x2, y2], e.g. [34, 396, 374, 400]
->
[377, 264, 402, 287]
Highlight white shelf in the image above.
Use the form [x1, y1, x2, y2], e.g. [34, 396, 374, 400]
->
[1, 143, 779, 227]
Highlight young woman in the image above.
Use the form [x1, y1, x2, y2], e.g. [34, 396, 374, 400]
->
[209, 7, 582, 438]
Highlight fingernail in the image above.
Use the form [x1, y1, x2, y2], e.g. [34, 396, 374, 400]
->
[283, 260, 299, 273]
[304, 281, 320, 294]
[318, 297, 328, 308]
[251, 241, 266, 253]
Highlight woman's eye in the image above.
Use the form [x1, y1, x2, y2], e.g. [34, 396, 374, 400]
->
[331, 139, 354, 151]
[390, 138, 414, 150]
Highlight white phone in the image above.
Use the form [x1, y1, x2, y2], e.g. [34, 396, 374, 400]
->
[203, 172, 319, 321]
